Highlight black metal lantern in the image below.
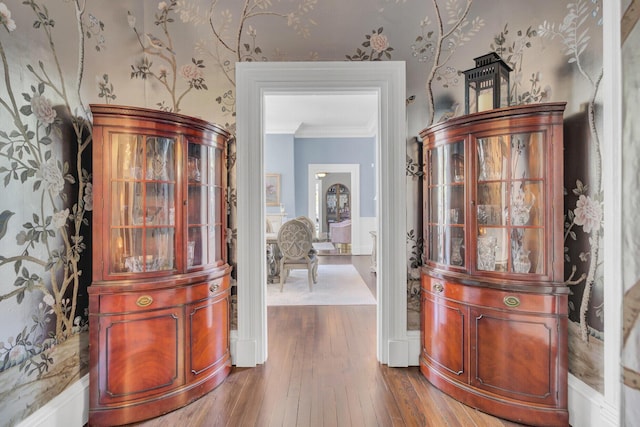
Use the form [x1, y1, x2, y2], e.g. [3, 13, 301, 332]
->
[463, 52, 512, 114]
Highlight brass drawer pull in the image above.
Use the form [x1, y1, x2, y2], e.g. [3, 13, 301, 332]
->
[433, 282, 444, 293]
[136, 295, 154, 307]
[503, 296, 520, 308]
[210, 283, 220, 293]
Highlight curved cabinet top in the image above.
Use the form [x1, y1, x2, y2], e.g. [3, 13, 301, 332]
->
[420, 102, 567, 142]
[90, 104, 230, 139]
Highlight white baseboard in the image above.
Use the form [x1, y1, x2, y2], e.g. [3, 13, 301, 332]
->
[230, 329, 237, 365]
[408, 330, 420, 366]
[568, 374, 620, 427]
[16, 374, 89, 427]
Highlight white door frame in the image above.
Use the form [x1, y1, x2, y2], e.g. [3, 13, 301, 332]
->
[235, 61, 407, 367]
[307, 163, 361, 253]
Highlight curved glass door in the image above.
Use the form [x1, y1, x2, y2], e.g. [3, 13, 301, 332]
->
[109, 134, 176, 273]
[426, 140, 465, 267]
[187, 140, 224, 269]
[475, 131, 545, 275]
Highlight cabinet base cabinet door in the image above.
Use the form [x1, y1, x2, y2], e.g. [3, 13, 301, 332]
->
[471, 308, 559, 406]
[187, 291, 231, 379]
[97, 309, 184, 406]
[421, 291, 466, 381]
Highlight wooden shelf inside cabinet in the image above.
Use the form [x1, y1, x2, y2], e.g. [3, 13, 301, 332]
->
[88, 105, 231, 426]
[419, 103, 569, 427]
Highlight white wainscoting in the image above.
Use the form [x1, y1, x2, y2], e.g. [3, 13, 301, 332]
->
[17, 374, 89, 427]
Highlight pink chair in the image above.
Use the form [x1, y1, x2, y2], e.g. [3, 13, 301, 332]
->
[329, 219, 351, 244]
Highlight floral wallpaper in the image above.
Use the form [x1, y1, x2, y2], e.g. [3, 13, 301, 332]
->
[0, 0, 608, 424]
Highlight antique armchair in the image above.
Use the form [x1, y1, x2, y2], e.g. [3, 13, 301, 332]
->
[277, 218, 319, 292]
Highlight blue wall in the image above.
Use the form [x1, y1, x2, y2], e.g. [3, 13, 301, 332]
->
[294, 137, 376, 218]
[265, 135, 376, 218]
[264, 134, 295, 216]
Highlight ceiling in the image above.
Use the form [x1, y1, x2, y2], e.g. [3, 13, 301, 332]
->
[264, 92, 378, 138]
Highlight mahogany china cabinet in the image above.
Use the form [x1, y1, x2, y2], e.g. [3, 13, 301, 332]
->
[88, 105, 231, 426]
[419, 103, 569, 426]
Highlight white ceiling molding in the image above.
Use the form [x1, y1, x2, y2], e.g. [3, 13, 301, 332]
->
[264, 92, 378, 138]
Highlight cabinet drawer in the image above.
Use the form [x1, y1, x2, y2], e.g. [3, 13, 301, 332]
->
[423, 275, 561, 314]
[186, 276, 230, 301]
[99, 287, 188, 313]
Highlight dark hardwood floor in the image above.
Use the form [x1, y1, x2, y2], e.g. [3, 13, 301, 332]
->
[130, 255, 524, 427]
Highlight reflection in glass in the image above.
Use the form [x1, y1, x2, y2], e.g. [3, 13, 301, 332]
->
[146, 137, 175, 180]
[477, 136, 507, 181]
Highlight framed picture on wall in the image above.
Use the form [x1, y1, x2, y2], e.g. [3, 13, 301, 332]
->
[265, 173, 280, 206]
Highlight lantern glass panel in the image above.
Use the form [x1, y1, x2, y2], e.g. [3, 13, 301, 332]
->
[500, 75, 509, 108]
[467, 81, 477, 113]
[478, 87, 493, 113]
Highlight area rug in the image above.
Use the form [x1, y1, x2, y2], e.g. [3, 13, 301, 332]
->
[267, 264, 376, 306]
[312, 241, 335, 251]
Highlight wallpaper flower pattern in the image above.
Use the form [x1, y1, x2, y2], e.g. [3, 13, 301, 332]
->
[0, 0, 613, 424]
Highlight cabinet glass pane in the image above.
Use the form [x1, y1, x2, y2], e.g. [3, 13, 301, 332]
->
[449, 186, 464, 224]
[449, 227, 465, 267]
[210, 187, 222, 224]
[507, 181, 541, 226]
[209, 224, 222, 264]
[430, 146, 444, 185]
[212, 148, 222, 186]
[146, 228, 175, 271]
[444, 141, 464, 184]
[428, 225, 442, 263]
[477, 182, 506, 226]
[187, 226, 209, 268]
[111, 182, 141, 227]
[146, 182, 175, 225]
[511, 132, 544, 180]
[510, 228, 544, 274]
[477, 136, 507, 181]
[111, 134, 143, 180]
[110, 227, 175, 273]
[477, 228, 508, 272]
[429, 187, 442, 224]
[145, 137, 175, 181]
[111, 229, 141, 272]
[188, 185, 207, 225]
[188, 144, 205, 184]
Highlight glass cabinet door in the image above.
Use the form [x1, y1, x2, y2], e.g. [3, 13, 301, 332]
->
[426, 140, 465, 267]
[110, 134, 176, 274]
[475, 131, 545, 275]
[186, 140, 224, 269]
[326, 183, 350, 226]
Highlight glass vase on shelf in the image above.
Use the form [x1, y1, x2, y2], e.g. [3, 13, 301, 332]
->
[513, 249, 531, 273]
[508, 186, 535, 226]
[477, 235, 497, 271]
[188, 157, 201, 182]
[451, 237, 463, 266]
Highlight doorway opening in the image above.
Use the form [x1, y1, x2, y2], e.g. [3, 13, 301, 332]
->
[235, 61, 408, 367]
[307, 164, 361, 254]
